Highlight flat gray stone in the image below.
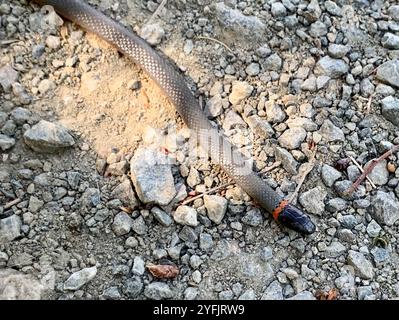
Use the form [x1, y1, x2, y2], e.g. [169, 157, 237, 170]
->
[314, 56, 349, 78]
[204, 195, 227, 224]
[347, 251, 374, 280]
[381, 96, 399, 126]
[144, 282, 173, 300]
[64, 266, 97, 290]
[23, 120, 75, 153]
[173, 205, 198, 227]
[0, 134, 15, 151]
[130, 147, 177, 206]
[376, 60, 399, 89]
[0, 215, 21, 245]
[299, 186, 327, 215]
[368, 191, 399, 226]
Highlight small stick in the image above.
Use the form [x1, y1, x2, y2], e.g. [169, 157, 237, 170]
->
[4, 198, 21, 209]
[346, 144, 399, 195]
[348, 155, 376, 189]
[289, 147, 317, 203]
[195, 36, 234, 54]
[146, 0, 168, 25]
[261, 161, 281, 173]
[181, 182, 234, 205]
[366, 93, 375, 114]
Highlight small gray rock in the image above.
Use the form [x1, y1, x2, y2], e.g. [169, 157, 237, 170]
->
[238, 289, 256, 300]
[0, 134, 15, 151]
[324, 242, 346, 258]
[319, 119, 345, 142]
[10, 107, 32, 125]
[64, 266, 97, 290]
[204, 195, 227, 224]
[241, 208, 263, 227]
[376, 60, 399, 89]
[102, 286, 121, 300]
[328, 44, 350, 58]
[23, 120, 75, 153]
[199, 233, 213, 251]
[132, 256, 145, 275]
[139, 23, 164, 45]
[151, 207, 173, 226]
[222, 110, 246, 131]
[264, 53, 282, 71]
[0, 65, 18, 92]
[112, 212, 133, 236]
[299, 186, 327, 215]
[173, 205, 198, 227]
[130, 147, 176, 206]
[388, 5, 399, 20]
[0, 215, 22, 245]
[229, 81, 253, 105]
[310, 21, 327, 37]
[123, 276, 143, 298]
[271, 2, 287, 17]
[381, 33, 399, 49]
[368, 191, 399, 226]
[365, 159, 389, 186]
[287, 291, 316, 300]
[314, 56, 349, 78]
[325, 1, 342, 16]
[144, 282, 173, 300]
[0, 269, 42, 300]
[381, 96, 399, 126]
[184, 287, 198, 300]
[131, 216, 147, 235]
[274, 147, 298, 175]
[246, 115, 275, 139]
[261, 280, 283, 300]
[28, 196, 44, 213]
[321, 164, 342, 187]
[278, 127, 307, 150]
[366, 220, 381, 237]
[347, 251, 374, 280]
[245, 63, 260, 76]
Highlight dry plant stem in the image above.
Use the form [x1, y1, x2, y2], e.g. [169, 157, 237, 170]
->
[289, 148, 317, 203]
[4, 198, 21, 209]
[348, 156, 376, 189]
[347, 144, 399, 195]
[181, 182, 234, 205]
[366, 94, 375, 114]
[196, 36, 235, 54]
[146, 0, 168, 25]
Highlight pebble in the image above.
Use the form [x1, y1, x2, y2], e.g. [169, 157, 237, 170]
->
[112, 212, 133, 236]
[229, 81, 253, 105]
[241, 208, 263, 227]
[264, 53, 282, 71]
[139, 23, 165, 45]
[381, 33, 399, 49]
[132, 256, 145, 275]
[347, 251, 374, 280]
[245, 63, 260, 76]
[321, 164, 342, 187]
[131, 216, 147, 235]
[325, 1, 342, 16]
[0, 134, 15, 151]
[110, 180, 138, 209]
[123, 276, 143, 298]
[261, 280, 283, 300]
[173, 205, 198, 227]
[278, 127, 307, 150]
[151, 207, 173, 226]
[199, 233, 213, 251]
[368, 191, 399, 226]
[287, 291, 316, 300]
[324, 241, 346, 258]
[0, 215, 21, 245]
[314, 57, 349, 78]
[274, 147, 298, 174]
[204, 195, 227, 224]
[64, 266, 97, 290]
[184, 287, 198, 300]
[366, 220, 381, 237]
[130, 147, 177, 206]
[102, 287, 121, 300]
[271, 2, 287, 17]
[376, 60, 399, 89]
[380, 96, 399, 126]
[319, 119, 345, 142]
[0, 65, 18, 92]
[23, 120, 75, 153]
[144, 282, 173, 300]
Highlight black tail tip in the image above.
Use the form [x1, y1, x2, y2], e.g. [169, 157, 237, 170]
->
[277, 204, 316, 235]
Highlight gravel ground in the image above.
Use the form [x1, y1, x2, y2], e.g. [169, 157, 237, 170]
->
[1, 0, 399, 300]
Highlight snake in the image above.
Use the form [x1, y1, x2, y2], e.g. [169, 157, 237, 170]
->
[31, 0, 316, 234]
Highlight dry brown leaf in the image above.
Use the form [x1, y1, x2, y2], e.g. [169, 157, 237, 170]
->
[147, 263, 179, 279]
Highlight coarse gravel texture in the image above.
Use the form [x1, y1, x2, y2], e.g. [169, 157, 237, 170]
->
[1, 0, 399, 301]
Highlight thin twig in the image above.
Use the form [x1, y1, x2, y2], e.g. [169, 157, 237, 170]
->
[181, 182, 234, 205]
[289, 147, 317, 203]
[146, 0, 168, 25]
[195, 36, 234, 54]
[366, 93, 375, 114]
[348, 156, 376, 189]
[346, 144, 399, 195]
[4, 198, 21, 209]
[261, 161, 281, 173]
